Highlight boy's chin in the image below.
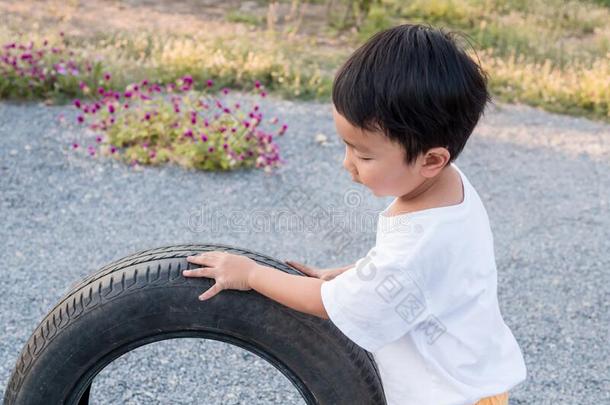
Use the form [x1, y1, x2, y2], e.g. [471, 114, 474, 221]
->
[354, 181, 384, 197]
[370, 188, 394, 198]
[369, 187, 383, 197]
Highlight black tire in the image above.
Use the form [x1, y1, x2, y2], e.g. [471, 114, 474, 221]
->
[4, 243, 386, 405]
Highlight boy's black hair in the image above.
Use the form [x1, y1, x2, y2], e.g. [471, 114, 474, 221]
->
[332, 23, 492, 167]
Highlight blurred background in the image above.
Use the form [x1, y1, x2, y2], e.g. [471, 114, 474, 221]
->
[1, 0, 608, 121]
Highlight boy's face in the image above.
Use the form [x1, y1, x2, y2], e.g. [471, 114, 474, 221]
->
[332, 105, 442, 198]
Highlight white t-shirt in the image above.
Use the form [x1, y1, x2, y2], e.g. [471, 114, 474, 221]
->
[320, 163, 527, 405]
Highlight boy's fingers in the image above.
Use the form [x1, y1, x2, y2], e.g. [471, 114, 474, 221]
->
[199, 283, 221, 301]
[285, 260, 300, 269]
[187, 253, 216, 266]
[286, 261, 318, 277]
[183, 267, 212, 277]
[286, 260, 304, 269]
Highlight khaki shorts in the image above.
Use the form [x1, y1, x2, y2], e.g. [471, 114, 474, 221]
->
[474, 391, 509, 405]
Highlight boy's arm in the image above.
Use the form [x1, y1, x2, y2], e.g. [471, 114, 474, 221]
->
[248, 264, 330, 320]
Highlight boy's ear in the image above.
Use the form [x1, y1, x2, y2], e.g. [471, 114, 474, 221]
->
[420, 147, 451, 178]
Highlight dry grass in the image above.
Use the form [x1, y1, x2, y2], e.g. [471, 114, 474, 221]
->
[0, 0, 608, 121]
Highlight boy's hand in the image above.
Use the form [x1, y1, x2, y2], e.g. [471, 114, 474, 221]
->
[284, 260, 352, 281]
[184, 251, 261, 301]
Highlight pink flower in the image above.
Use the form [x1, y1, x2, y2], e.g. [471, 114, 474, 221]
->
[223, 108, 231, 114]
[254, 80, 261, 89]
[95, 136, 103, 143]
[200, 133, 208, 142]
[103, 73, 111, 81]
[110, 145, 117, 154]
[260, 91, 267, 98]
[108, 104, 115, 114]
[73, 99, 82, 109]
[223, 143, 228, 150]
[208, 146, 215, 153]
[72, 142, 79, 149]
[124, 91, 132, 98]
[279, 123, 288, 135]
[183, 129, 193, 138]
[98, 87, 105, 95]
[206, 79, 214, 87]
[222, 88, 229, 95]
[77, 115, 84, 123]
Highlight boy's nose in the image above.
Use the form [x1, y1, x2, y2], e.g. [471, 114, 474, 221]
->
[342, 155, 356, 175]
[343, 165, 359, 181]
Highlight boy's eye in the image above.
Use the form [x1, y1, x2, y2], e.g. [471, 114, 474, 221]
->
[358, 156, 373, 161]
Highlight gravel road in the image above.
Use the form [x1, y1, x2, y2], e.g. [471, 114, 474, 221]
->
[1, 93, 608, 404]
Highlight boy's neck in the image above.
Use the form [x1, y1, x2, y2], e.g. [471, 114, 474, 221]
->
[390, 164, 463, 216]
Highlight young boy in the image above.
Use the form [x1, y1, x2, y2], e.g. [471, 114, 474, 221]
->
[183, 23, 527, 405]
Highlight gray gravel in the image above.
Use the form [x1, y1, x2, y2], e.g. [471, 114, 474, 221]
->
[1, 92, 609, 404]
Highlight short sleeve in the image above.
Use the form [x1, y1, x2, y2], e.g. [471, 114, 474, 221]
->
[320, 245, 431, 352]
